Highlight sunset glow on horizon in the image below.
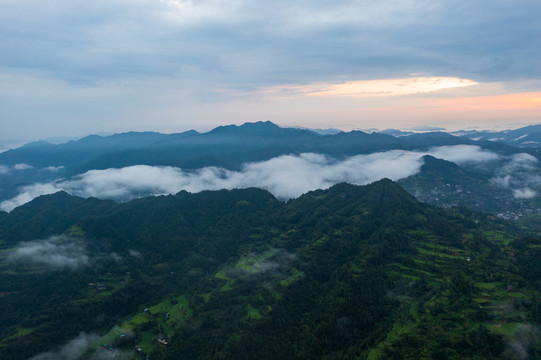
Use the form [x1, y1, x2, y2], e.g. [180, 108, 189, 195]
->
[0, 0, 539, 141]
[281, 77, 479, 98]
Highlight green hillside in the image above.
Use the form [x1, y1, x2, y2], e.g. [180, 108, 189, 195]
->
[0, 180, 540, 359]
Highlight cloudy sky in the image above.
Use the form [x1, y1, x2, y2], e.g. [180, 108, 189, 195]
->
[1, 0, 540, 143]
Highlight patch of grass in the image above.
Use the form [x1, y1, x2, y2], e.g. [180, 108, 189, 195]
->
[315, 235, 328, 245]
[279, 270, 304, 287]
[139, 332, 156, 353]
[131, 313, 151, 325]
[477, 282, 499, 290]
[366, 307, 418, 360]
[410, 302, 420, 320]
[388, 263, 436, 279]
[417, 247, 458, 260]
[147, 295, 193, 320]
[215, 269, 231, 280]
[5, 327, 36, 341]
[489, 322, 521, 336]
[473, 297, 493, 304]
[220, 281, 234, 292]
[65, 224, 85, 237]
[150, 302, 168, 314]
[388, 270, 420, 281]
[236, 256, 255, 271]
[170, 295, 193, 320]
[94, 295, 193, 356]
[247, 304, 264, 320]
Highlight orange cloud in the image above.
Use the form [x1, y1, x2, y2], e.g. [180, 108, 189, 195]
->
[428, 92, 541, 111]
[294, 92, 541, 130]
[270, 77, 478, 98]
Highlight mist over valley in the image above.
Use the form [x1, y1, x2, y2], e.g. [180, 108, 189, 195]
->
[1, 122, 540, 219]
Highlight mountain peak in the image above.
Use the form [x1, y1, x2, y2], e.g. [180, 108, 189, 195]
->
[207, 121, 314, 138]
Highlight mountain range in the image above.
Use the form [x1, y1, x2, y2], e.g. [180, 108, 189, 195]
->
[1, 121, 540, 218]
[6, 121, 539, 173]
[1, 180, 541, 359]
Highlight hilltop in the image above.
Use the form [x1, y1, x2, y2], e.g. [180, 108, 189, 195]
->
[0, 180, 540, 359]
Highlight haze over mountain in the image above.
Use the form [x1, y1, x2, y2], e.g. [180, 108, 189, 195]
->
[452, 125, 541, 148]
[0, 121, 540, 217]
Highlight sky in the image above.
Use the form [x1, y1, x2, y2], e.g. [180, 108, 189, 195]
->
[1, 0, 541, 143]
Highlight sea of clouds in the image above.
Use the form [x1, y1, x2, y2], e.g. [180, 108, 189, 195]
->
[0, 145, 538, 212]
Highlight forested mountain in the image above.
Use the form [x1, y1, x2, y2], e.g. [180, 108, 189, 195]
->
[1, 121, 541, 222]
[1, 121, 540, 218]
[398, 156, 502, 212]
[454, 125, 541, 148]
[1, 180, 540, 359]
[0, 121, 476, 174]
[6, 121, 540, 174]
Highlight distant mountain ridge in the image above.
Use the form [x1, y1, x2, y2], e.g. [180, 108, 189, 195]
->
[3, 121, 539, 171]
[0, 121, 540, 215]
[0, 121, 525, 169]
[451, 124, 541, 147]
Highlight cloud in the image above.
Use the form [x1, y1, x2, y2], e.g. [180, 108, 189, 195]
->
[2, 1, 541, 141]
[489, 153, 540, 199]
[406, 126, 447, 132]
[427, 145, 500, 164]
[0, 0, 540, 141]
[490, 175, 512, 189]
[513, 188, 537, 200]
[0, 164, 62, 176]
[271, 77, 477, 98]
[2, 0, 540, 85]
[8, 235, 90, 270]
[14, 163, 33, 170]
[44, 165, 65, 172]
[222, 249, 300, 290]
[224, 249, 297, 280]
[235, 151, 424, 199]
[502, 153, 539, 172]
[8, 235, 125, 270]
[29, 332, 98, 360]
[27, 332, 129, 360]
[129, 249, 141, 257]
[0, 150, 425, 211]
[0, 182, 59, 212]
[1, 145, 534, 211]
[505, 325, 541, 360]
